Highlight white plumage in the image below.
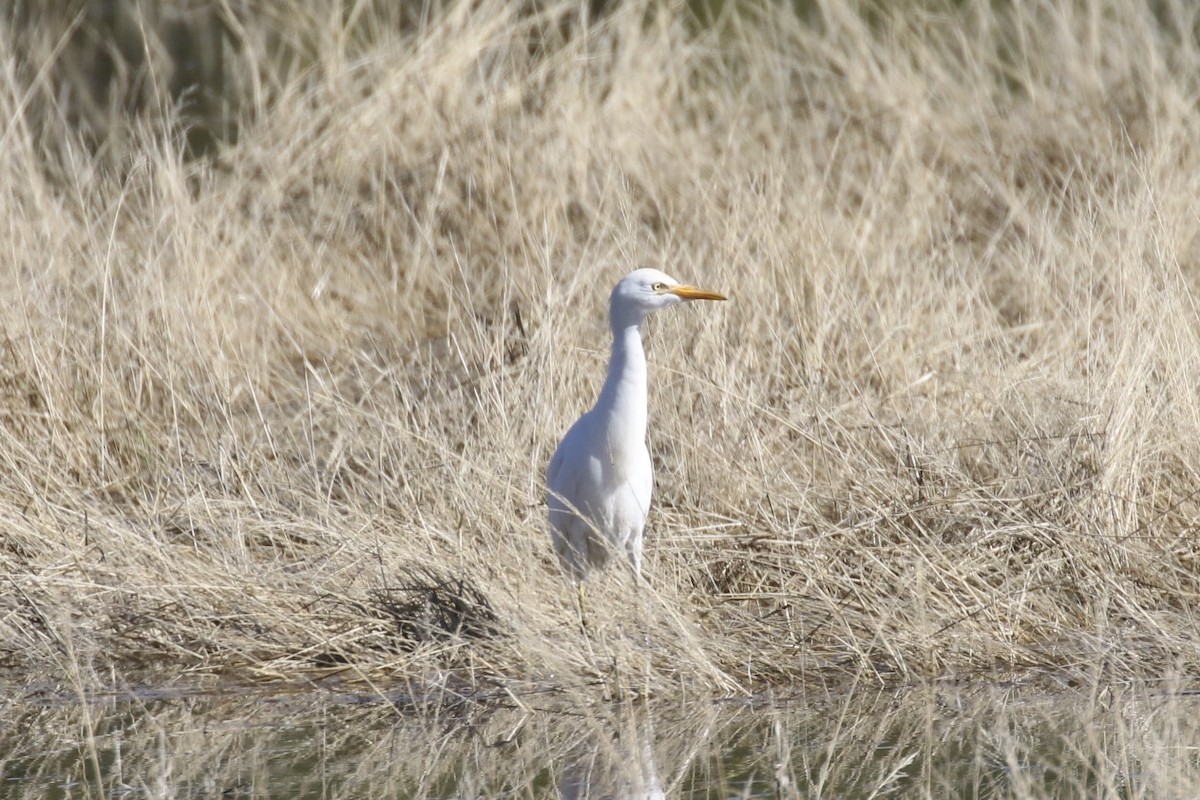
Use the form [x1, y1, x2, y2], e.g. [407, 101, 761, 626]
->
[547, 268, 726, 586]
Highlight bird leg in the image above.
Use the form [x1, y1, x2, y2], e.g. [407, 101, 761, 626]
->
[576, 582, 591, 636]
[627, 554, 645, 593]
[626, 529, 645, 587]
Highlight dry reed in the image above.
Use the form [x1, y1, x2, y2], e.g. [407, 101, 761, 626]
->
[2, 0, 1200, 703]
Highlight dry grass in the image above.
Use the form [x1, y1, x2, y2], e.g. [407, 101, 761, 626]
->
[3, 0, 1200, 701]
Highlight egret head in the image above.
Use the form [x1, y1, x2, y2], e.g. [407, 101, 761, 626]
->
[609, 267, 726, 330]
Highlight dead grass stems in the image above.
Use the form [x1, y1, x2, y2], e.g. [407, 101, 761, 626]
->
[2, 0, 1200, 703]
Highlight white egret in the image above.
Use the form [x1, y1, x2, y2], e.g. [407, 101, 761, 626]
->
[546, 268, 726, 607]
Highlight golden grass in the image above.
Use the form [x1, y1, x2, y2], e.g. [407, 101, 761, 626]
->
[3, 0, 1200, 701]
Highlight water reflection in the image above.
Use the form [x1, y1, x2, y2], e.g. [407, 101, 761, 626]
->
[560, 720, 664, 799]
[558, 707, 712, 800]
[3, 681, 1200, 798]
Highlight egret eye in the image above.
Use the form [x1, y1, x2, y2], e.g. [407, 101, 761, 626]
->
[651, 282, 668, 292]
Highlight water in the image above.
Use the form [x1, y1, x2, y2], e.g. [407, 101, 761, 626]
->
[2, 680, 1197, 798]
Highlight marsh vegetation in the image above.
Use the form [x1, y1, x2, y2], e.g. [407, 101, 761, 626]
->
[3, 0, 1200, 727]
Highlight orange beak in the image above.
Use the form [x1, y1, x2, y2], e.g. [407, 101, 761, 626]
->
[667, 285, 727, 301]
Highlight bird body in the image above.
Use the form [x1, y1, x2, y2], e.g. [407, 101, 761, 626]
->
[547, 268, 726, 584]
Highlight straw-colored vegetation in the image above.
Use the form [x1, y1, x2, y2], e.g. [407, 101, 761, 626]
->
[3, 0, 1200, 702]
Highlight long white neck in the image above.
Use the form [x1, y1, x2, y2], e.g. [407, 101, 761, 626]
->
[594, 322, 648, 444]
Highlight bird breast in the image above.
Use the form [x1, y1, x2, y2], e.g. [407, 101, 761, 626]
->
[600, 435, 653, 521]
